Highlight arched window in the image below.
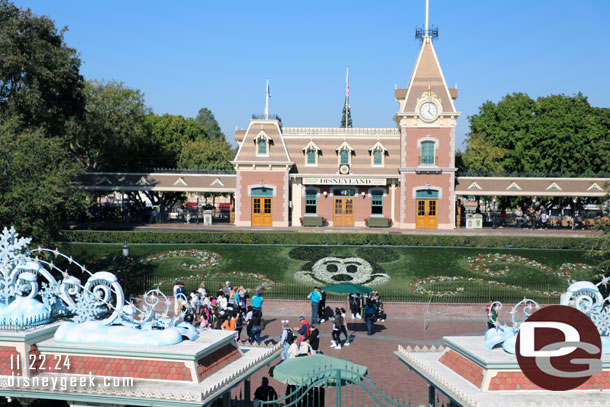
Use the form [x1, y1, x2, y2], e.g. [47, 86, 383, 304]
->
[373, 149, 382, 166]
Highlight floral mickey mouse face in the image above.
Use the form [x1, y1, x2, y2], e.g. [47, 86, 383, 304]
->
[294, 256, 390, 286]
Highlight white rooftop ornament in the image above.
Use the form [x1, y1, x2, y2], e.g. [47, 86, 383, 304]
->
[0, 225, 198, 345]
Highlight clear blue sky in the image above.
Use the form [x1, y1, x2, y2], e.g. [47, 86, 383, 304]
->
[14, 0, 610, 150]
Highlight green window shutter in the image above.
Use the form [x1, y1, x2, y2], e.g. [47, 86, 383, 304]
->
[421, 141, 435, 165]
[373, 150, 382, 165]
[307, 149, 316, 164]
[258, 139, 267, 155]
[340, 149, 349, 165]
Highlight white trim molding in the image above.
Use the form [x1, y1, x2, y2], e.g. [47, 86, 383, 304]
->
[412, 185, 443, 199]
[247, 183, 277, 197]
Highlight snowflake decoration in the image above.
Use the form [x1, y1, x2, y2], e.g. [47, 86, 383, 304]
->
[0, 226, 32, 275]
[39, 282, 62, 306]
[68, 291, 105, 323]
[590, 307, 610, 337]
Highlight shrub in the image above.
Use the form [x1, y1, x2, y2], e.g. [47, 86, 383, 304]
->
[63, 230, 599, 250]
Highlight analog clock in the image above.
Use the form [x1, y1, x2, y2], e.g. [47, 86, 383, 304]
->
[419, 102, 438, 121]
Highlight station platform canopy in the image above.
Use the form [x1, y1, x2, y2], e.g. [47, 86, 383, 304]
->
[456, 176, 610, 197]
[80, 171, 236, 194]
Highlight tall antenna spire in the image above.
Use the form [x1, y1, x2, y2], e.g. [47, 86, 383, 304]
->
[425, 0, 429, 35]
[264, 79, 270, 120]
[416, 0, 438, 41]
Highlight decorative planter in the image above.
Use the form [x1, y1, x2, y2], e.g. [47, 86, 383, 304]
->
[301, 216, 325, 227]
[366, 217, 391, 228]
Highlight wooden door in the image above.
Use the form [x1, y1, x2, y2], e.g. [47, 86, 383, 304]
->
[416, 199, 438, 229]
[252, 198, 272, 226]
[334, 198, 354, 226]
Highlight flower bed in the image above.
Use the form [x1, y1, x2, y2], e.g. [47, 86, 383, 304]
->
[141, 249, 221, 270]
[410, 253, 595, 298]
[154, 271, 275, 293]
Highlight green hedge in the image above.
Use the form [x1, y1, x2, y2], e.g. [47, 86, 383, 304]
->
[63, 230, 600, 250]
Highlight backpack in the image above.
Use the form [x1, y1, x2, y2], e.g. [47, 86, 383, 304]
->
[285, 329, 295, 344]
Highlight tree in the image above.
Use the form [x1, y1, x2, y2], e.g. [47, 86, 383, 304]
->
[70, 80, 149, 171]
[196, 107, 225, 140]
[177, 138, 234, 171]
[462, 133, 506, 174]
[0, 0, 85, 139]
[464, 93, 610, 175]
[0, 124, 85, 244]
[340, 103, 352, 128]
[146, 113, 208, 169]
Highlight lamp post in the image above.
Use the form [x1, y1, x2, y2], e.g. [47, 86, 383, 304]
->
[122, 242, 129, 293]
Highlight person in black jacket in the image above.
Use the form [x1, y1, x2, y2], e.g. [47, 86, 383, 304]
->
[254, 377, 278, 403]
[309, 325, 320, 354]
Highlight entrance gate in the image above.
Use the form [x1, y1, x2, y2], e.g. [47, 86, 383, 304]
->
[258, 367, 414, 407]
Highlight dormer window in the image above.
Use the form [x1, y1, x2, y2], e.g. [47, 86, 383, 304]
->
[336, 141, 354, 166]
[369, 141, 387, 167]
[254, 131, 270, 157]
[303, 140, 321, 166]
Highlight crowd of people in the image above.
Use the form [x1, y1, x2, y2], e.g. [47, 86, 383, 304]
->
[171, 282, 387, 357]
[457, 199, 598, 230]
[172, 280, 266, 345]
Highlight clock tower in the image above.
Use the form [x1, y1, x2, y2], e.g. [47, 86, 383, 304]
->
[393, 6, 460, 229]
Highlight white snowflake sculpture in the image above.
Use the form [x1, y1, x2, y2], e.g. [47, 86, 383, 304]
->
[590, 307, 610, 337]
[39, 282, 62, 306]
[68, 291, 105, 323]
[0, 226, 32, 275]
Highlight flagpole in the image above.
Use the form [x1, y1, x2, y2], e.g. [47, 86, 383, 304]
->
[345, 65, 349, 129]
[264, 79, 269, 120]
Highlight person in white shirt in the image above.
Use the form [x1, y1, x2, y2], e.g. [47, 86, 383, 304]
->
[287, 337, 300, 359]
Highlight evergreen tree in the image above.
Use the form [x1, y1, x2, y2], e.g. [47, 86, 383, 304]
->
[340, 101, 352, 128]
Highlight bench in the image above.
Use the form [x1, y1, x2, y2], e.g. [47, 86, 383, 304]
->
[301, 216, 325, 227]
[366, 217, 391, 228]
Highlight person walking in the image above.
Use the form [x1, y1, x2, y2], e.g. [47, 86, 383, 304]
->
[280, 320, 294, 360]
[248, 309, 262, 345]
[348, 292, 361, 319]
[364, 298, 377, 336]
[252, 289, 264, 314]
[331, 308, 344, 349]
[339, 308, 350, 346]
[307, 287, 322, 324]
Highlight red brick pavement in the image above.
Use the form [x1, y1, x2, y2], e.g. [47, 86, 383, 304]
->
[231, 316, 485, 406]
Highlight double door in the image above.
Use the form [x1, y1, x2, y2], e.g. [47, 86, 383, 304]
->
[334, 198, 354, 226]
[252, 197, 272, 226]
[416, 199, 437, 229]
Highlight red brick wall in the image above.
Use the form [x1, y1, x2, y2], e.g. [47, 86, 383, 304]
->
[36, 352, 191, 381]
[0, 346, 21, 376]
[439, 350, 484, 388]
[238, 171, 287, 224]
[196, 344, 241, 382]
[488, 370, 610, 391]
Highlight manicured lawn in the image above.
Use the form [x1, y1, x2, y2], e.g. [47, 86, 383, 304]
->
[59, 243, 600, 303]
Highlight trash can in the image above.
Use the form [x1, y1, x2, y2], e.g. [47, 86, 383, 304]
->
[203, 210, 213, 225]
[466, 214, 474, 229]
[473, 214, 483, 229]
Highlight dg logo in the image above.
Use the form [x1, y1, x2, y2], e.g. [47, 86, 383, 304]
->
[516, 305, 602, 391]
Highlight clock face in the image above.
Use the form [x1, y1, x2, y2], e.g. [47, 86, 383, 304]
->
[419, 102, 438, 121]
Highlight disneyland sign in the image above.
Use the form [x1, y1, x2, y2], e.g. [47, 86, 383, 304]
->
[303, 177, 386, 186]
